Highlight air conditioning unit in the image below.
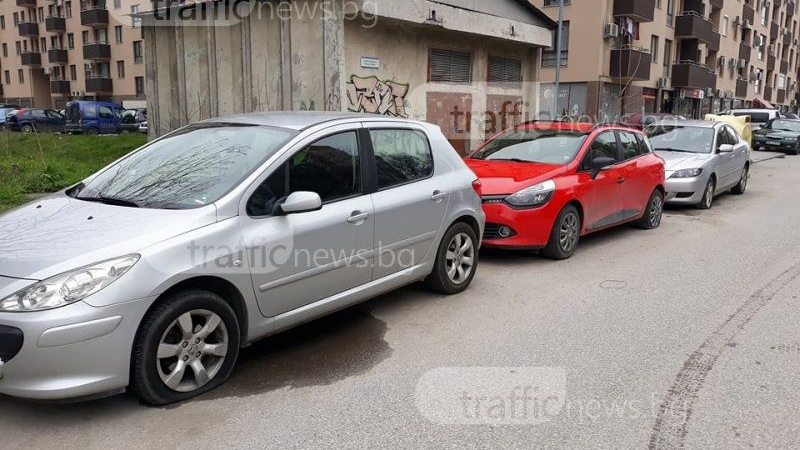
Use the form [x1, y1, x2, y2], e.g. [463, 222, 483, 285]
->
[743, 19, 752, 29]
[43, 67, 51, 75]
[603, 23, 620, 38]
[733, 16, 741, 26]
[707, 87, 715, 97]
[769, 44, 776, 55]
[792, 99, 798, 106]
[55, 0, 63, 5]
[729, 57, 737, 67]
[86, 61, 95, 70]
[657, 77, 670, 88]
[717, 89, 725, 98]
[719, 55, 727, 66]
[71, 89, 83, 96]
[739, 59, 747, 68]
[679, 89, 686, 99]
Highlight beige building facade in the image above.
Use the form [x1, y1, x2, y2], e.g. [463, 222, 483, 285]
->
[531, 0, 800, 120]
[0, 0, 146, 108]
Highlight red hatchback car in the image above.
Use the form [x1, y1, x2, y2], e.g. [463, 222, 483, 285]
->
[465, 122, 666, 259]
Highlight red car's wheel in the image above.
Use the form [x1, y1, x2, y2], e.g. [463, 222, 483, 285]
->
[542, 204, 581, 260]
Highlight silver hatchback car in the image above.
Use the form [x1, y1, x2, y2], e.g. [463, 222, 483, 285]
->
[646, 120, 750, 209]
[0, 112, 485, 405]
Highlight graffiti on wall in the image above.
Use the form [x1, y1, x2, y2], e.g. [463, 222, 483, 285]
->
[345, 75, 410, 118]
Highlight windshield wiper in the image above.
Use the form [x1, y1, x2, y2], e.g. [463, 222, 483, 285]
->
[76, 195, 140, 208]
[488, 158, 534, 163]
[656, 148, 696, 153]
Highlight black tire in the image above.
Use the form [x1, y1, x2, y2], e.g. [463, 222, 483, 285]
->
[426, 222, 479, 294]
[634, 189, 665, 230]
[789, 144, 800, 156]
[731, 164, 749, 195]
[697, 177, 716, 210]
[20, 124, 34, 133]
[87, 127, 100, 135]
[132, 290, 240, 406]
[542, 204, 581, 260]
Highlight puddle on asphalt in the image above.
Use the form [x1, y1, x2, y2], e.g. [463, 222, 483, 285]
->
[197, 306, 393, 401]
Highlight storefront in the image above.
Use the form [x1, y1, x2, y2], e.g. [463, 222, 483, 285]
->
[643, 88, 658, 113]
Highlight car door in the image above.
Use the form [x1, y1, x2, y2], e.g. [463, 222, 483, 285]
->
[365, 123, 447, 279]
[615, 130, 651, 220]
[718, 126, 745, 189]
[575, 130, 625, 232]
[30, 109, 46, 130]
[239, 128, 375, 318]
[44, 109, 64, 132]
[97, 105, 115, 134]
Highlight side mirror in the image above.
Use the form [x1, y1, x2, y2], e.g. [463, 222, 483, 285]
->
[276, 191, 322, 215]
[591, 156, 616, 179]
[718, 144, 734, 153]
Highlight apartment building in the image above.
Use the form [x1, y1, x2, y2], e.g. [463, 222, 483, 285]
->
[531, 0, 800, 120]
[0, 0, 146, 108]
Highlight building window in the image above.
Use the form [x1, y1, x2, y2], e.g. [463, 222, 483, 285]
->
[1, 44, 6, 57]
[67, 33, 74, 49]
[135, 76, 145, 97]
[113, 0, 121, 8]
[666, 0, 675, 26]
[18, 69, 24, 83]
[542, 21, 569, 67]
[0, 15, 5, 30]
[3, 71, 10, 85]
[70, 64, 77, 81]
[133, 40, 143, 63]
[15, 41, 21, 55]
[40, 37, 47, 52]
[651, 35, 659, 64]
[65, 2, 72, 18]
[117, 60, 125, 78]
[428, 48, 472, 83]
[82, 30, 89, 45]
[13, 12, 18, 26]
[487, 56, 523, 86]
[131, 4, 141, 27]
[543, 0, 570, 5]
[38, 7, 44, 23]
[663, 39, 672, 76]
[722, 16, 729, 37]
[115, 25, 123, 43]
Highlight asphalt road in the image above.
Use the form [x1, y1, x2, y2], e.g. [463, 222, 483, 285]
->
[2, 151, 800, 450]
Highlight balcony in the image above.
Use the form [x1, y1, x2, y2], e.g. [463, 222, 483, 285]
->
[20, 51, 42, 66]
[771, 22, 780, 40]
[18, 22, 39, 38]
[739, 42, 752, 61]
[742, 2, 755, 24]
[788, 1, 796, 17]
[48, 48, 68, 64]
[85, 77, 112, 93]
[768, 54, 776, 70]
[15, 0, 36, 6]
[45, 16, 66, 33]
[781, 60, 789, 74]
[50, 79, 70, 95]
[672, 61, 716, 89]
[612, 0, 655, 22]
[736, 78, 749, 98]
[709, 0, 724, 8]
[675, 13, 719, 49]
[83, 42, 111, 60]
[777, 89, 786, 104]
[80, 7, 109, 27]
[765, 86, 773, 101]
[609, 46, 652, 80]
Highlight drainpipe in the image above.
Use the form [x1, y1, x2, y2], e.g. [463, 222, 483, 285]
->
[553, 0, 564, 119]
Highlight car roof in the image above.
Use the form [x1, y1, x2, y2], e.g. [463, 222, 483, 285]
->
[203, 111, 422, 131]
[651, 119, 718, 128]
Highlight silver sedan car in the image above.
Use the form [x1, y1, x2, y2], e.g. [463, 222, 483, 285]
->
[0, 112, 485, 405]
[646, 120, 750, 209]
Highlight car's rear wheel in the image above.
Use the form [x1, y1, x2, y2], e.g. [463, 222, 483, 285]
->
[132, 290, 240, 406]
[697, 177, 716, 210]
[731, 164, 749, 195]
[426, 222, 478, 294]
[542, 204, 581, 260]
[634, 189, 664, 230]
[87, 127, 100, 135]
[20, 124, 34, 133]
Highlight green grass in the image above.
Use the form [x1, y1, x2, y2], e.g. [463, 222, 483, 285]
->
[0, 131, 147, 212]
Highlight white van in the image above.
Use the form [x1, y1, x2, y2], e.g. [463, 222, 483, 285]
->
[727, 109, 782, 128]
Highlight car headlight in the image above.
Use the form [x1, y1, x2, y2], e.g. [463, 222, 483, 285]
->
[505, 180, 556, 208]
[670, 168, 703, 179]
[0, 255, 139, 312]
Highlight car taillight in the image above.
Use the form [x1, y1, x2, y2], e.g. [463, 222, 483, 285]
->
[472, 179, 483, 196]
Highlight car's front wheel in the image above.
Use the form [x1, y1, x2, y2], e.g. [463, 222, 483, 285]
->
[20, 124, 34, 133]
[427, 222, 478, 294]
[697, 177, 716, 210]
[132, 290, 240, 406]
[789, 143, 800, 156]
[542, 204, 581, 260]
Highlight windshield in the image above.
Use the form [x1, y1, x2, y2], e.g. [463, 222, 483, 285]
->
[646, 126, 715, 154]
[769, 120, 800, 132]
[72, 124, 296, 209]
[471, 128, 588, 165]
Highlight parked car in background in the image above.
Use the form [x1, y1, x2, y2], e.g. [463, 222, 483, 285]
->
[0, 107, 19, 126]
[781, 112, 799, 119]
[465, 121, 665, 260]
[728, 108, 781, 129]
[64, 100, 125, 135]
[138, 121, 148, 134]
[0, 112, 484, 405]
[621, 113, 685, 130]
[119, 108, 147, 133]
[751, 118, 800, 155]
[647, 120, 750, 209]
[3, 108, 65, 133]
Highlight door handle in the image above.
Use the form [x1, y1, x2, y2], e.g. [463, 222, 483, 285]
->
[430, 190, 448, 202]
[617, 177, 627, 184]
[347, 211, 370, 223]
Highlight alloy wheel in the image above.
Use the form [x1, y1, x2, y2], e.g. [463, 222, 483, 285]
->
[558, 212, 580, 253]
[649, 194, 664, 228]
[704, 181, 715, 209]
[445, 232, 475, 285]
[739, 167, 749, 192]
[156, 309, 229, 393]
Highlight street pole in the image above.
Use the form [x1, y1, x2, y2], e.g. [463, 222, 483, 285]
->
[553, 0, 564, 120]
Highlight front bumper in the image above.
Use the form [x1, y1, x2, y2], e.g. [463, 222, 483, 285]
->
[753, 138, 797, 151]
[0, 295, 154, 400]
[664, 175, 708, 204]
[480, 199, 559, 249]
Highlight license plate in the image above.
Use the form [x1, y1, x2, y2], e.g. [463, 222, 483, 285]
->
[767, 141, 781, 146]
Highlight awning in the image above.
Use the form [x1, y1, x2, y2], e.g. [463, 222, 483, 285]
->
[753, 97, 775, 109]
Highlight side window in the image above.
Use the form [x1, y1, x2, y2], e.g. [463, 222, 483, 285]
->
[634, 134, 652, 155]
[370, 129, 434, 190]
[580, 131, 618, 171]
[84, 104, 97, 118]
[716, 128, 727, 148]
[724, 126, 739, 145]
[98, 106, 113, 118]
[247, 131, 361, 217]
[618, 132, 638, 160]
[31, 109, 46, 118]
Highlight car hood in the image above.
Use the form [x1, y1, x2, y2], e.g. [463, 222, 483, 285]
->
[465, 159, 566, 195]
[0, 193, 218, 281]
[655, 151, 714, 171]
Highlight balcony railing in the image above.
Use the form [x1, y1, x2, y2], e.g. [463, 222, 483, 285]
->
[777, 89, 786, 104]
[764, 86, 773, 101]
[48, 48, 68, 64]
[612, 0, 655, 22]
[609, 46, 652, 80]
[18, 22, 39, 37]
[781, 60, 789, 74]
[85, 77, 112, 93]
[45, 16, 66, 33]
[20, 51, 41, 66]
[672, 61, 716, 89]
[768, 54, 776, 70]
[83, 42, 111, 60]
[15, 0, 36, 7]
[80, 6, 109, 27]
[742, 2, 755, 24]
[675, 12, 719, 49]
[771, 22, 780, 40]
[788, 0, 796, 17]
[709, 0, 724, 9]
[50, 79, 70, 95]
[736, 78, 749, 98]
[739, 42, 752, 61]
